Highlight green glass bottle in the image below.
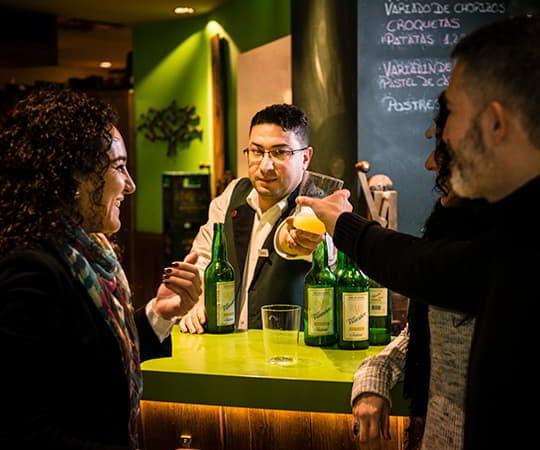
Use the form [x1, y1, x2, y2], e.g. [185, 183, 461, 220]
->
[337, 255, 370, 349]
[304, 241, 336, 346]
[204, 222, 235, 333]
[369, 278, 391, 345]
[333, 250, 346, 280]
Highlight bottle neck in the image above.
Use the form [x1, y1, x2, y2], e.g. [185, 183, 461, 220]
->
[211, 223, 227, 260]
[312, 241, 329, 271]
[336, 251, 345, 270]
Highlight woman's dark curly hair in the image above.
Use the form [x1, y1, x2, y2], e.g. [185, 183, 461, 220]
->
[433, 91, 451, 196]
[0, 88, 117, 254]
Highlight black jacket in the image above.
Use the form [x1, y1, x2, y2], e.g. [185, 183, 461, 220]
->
[335, 176, 540, 449]
[0, 248, 171, 449]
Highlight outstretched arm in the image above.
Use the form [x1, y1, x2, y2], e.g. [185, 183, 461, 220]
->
[298, 192, 489, 315]
[334, 212, 489, 314]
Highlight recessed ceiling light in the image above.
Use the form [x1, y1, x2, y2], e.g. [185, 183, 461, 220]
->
[100, 61, 112, 69]
[174, 6, 195, 15]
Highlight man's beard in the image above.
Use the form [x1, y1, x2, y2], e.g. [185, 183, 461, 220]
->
[448, 118, 492, 199]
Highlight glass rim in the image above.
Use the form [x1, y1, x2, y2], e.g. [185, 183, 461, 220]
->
[304, 170, 344, 184]
[261, 304, 302, 312]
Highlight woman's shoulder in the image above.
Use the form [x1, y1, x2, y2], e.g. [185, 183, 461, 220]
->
[2, 246, 60, 264]
[0, 246, 86, 318]
[0, 247, 69, 281]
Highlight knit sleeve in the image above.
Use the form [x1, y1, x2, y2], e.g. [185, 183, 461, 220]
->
[334, 212, 488, 315]
[351, 326, 409, 408]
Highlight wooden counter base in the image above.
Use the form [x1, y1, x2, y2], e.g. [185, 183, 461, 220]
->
[141, 400, 410, 450]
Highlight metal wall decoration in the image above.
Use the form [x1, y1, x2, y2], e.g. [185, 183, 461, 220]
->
[138, 101, 203, 157]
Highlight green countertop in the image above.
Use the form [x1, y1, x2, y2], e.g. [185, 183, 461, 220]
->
[142, 327, 410, 415]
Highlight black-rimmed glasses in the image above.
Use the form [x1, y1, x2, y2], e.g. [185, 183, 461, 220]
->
[243, 146, 308, 163]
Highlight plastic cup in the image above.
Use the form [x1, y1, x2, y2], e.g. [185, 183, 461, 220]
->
[261, 304, 302, 366]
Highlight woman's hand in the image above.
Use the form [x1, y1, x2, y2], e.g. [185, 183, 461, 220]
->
[153, 252, 202, 320]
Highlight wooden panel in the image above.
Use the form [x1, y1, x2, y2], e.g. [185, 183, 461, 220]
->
[311, 412, 409, 450]
[132, 231, 163, 310]
[211, 34, 225, 197]
[222, 407, 251, 450]
[390, 416, 410, 450]
[141, 400, 223, 450]
[311, 412, 359, 450]
[249, 408, 312, 450]
[141, 401, 408, 450]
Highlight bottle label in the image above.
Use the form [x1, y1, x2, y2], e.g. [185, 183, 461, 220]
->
[343, 292, 369, 341]
[308, 287, 334, 336]
[369, 288, 388, 317]
[217, 281, 235, 326]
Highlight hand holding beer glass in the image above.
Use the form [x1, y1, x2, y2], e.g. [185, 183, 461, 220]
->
[281, 171, 344, 256]
[293, 171, 344, 233]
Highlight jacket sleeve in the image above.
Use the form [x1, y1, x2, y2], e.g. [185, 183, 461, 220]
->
[334, 212, 491, 315]
[0, 251, 129, 450]
[135, 307, 172, 361]
[351, 327, 409, 408]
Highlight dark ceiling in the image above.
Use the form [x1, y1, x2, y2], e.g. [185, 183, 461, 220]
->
[0, 0, 227, 25]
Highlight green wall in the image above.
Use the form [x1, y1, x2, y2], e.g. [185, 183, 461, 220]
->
[134, 0, 290, 233]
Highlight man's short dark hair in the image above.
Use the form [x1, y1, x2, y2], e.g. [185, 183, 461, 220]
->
[451, 15, 540, 147]
[250, 104, 309, 146]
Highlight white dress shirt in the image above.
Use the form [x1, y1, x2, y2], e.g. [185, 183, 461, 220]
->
[190, 179, 294, 330]
[147, 177, 334, 338]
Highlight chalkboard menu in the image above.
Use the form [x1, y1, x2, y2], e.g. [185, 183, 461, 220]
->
[358, 0, 507, 235]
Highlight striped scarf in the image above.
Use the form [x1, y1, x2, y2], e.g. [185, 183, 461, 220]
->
[60, 227, 142, 449]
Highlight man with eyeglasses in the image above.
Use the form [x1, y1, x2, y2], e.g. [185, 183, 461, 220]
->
[178, 104, 324, 333]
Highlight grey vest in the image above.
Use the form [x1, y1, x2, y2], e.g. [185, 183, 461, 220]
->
[223, 178, 310, 328]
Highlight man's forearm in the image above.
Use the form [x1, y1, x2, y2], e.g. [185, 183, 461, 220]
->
[334, 212, 489, 314]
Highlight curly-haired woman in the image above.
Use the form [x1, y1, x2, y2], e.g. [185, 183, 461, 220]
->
[0, 89, 200, 449]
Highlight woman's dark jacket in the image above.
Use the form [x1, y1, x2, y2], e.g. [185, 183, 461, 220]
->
[0, 248, 171, 449]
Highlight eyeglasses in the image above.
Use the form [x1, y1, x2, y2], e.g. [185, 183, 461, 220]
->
[243, 146, 308, 163]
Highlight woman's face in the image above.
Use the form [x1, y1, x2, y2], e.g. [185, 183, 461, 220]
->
[77, 127, 136, 233]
